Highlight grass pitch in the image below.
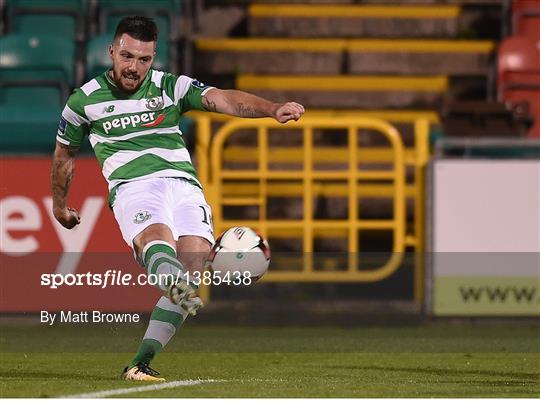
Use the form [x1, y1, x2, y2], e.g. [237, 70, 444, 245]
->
[1, 323, 539, 397]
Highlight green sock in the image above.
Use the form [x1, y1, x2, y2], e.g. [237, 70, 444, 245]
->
[129, 296, 188, 368]
[130, 242, 190, 368]
[142, 241, 184, 292]
[130, 339, 162, 368]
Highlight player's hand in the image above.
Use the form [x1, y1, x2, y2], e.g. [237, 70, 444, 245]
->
[54, 207, 81, 229]
[273, 102, 305, 123]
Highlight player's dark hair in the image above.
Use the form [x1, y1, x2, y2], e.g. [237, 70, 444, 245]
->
[114, 16, 158, 42]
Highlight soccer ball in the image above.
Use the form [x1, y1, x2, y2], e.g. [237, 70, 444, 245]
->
[207, 227, 270, 283]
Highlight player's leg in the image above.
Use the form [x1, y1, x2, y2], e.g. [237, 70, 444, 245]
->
[176, 235, 212, 276]
[133, 223, 202, 310]
[122, 294, 189, 382]
[113, 180, 202, 381]
[134, 223, 180, 294]
[172, 179, 215, 274]
[113, 180, 202, 309]
[125, 178, 214, 381]
[124, 224, 202, 380]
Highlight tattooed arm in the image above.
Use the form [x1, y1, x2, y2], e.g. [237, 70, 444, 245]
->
[51, 142, 80, 229]
[202, 89, 305, 123]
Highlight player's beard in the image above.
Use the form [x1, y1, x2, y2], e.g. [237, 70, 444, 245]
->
[113, 70, 142, 93]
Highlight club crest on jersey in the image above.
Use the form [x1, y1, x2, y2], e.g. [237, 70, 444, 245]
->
[133, 211, 152, 224]
[146, 96, 164, 111]
[104, 105, 115, 113]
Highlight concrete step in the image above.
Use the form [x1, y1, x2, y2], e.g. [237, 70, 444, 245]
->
[348, 39, 494, 75]
[236, 74, 448, 109]
[196, 39, 345, 75]
[248, 4, 461, 38]
[354, 0, 502, 4]
[195, 38, 494, 76]
[206, 0, 355, 5]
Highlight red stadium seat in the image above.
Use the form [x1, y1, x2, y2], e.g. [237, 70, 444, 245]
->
[512, 0, 540, 39]
[497, 35, 540, 137]
[517, 16, 540, 39]
[497, 36, 540, 98]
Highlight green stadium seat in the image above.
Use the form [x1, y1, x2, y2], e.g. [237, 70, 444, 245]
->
[0, 84, 67, 108]
[7, 0, 88, 41]
[13, 15, 78, 40]
[99, 0, 181, 13]
[0, 84, 63, 153]
[86, 33, 169, 80]
[0, 83, 94, 154]
[8, 0, 86, 11]
[0, 34, 76, 86]
[0, 105, 62, 153]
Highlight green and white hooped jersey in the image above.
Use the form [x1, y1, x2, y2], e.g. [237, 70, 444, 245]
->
[56, 69, 212, 205]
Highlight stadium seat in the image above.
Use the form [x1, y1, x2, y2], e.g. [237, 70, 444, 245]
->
[7, 0, 88, 41]
[0, 83, 64, 153]
[0, 81, 94, 153]
[512, 0, 540, 39]
[518, 17, 540, 40]
[497, 36, 540, 99]
[86, 33, 168, 80]
[497, 36, 540, 138]
[8, 0, 87, 12]
[0, 83, 67, 108]
[0, 34, 76, 86]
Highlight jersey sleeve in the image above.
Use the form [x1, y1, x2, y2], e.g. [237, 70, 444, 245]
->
[168, 74, 214, 114]
[56, 90, 90, 148]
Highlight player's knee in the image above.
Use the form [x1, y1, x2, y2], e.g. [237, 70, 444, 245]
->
[192, 238, 211, 253]
[177, 235, 211, 253]
[133, 223, 175, 257]
[176, 236, 211, 271]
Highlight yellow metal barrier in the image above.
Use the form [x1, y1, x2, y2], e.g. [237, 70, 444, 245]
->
[191, 113, 431, 302]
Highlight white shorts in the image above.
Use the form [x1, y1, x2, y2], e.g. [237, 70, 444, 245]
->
[112, 177, 215, 249]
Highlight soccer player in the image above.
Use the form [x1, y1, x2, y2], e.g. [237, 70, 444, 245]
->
[50, 16, 304, 381]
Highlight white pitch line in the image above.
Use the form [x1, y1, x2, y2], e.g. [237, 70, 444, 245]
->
[60, 379, 218, 398]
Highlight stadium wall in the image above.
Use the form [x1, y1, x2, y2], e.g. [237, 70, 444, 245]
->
[0, 157, 161, 313]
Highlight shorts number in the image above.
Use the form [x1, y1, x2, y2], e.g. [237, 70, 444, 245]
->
[199, 205, 212, 226]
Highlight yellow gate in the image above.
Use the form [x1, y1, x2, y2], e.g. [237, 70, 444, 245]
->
[191, 114, 430, 302]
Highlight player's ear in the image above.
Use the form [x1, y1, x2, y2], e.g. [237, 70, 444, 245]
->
[108, 44, 114, 59]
